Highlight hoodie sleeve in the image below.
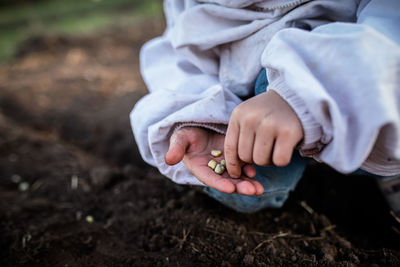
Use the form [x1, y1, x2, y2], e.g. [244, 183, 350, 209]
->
[130, 1, 242, 185]
[262, 0, 400, 176]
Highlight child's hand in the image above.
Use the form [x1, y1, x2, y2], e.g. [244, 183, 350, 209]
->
[225, 90, 303, 178]
[165, 127, 264, 196]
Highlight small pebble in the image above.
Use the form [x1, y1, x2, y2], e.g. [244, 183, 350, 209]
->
[11, 174, 22, 183]
[208, 159, 217, 170]
[211, 150, 222, 157]
[8, 154, 18, 162]
[22, 234, 32, 248]
[71, 175, 79, 190]
[90, 166, 113, 187]
[214, 164, 225, 174]
[18, 182, 30, 192]
[243, 254, 254, 265]
[85, 215, 94, 224]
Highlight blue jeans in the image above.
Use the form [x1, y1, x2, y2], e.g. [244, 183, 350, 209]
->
[204, 69, 383, 213]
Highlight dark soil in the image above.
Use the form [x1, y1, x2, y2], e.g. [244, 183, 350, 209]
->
[0, 19, 399, 266]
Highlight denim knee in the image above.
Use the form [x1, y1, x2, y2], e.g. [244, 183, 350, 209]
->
[203, 150, 309, 213]
[203, 187, 290, 213]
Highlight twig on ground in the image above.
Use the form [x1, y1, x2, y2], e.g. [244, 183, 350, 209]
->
[204, 227, 232, 237]
[190, 243, 200, 253]
[30, 179, 43, 191]
[390, 210, 400, 224]
[252, 231, 327, 252]
[248, 231, 272, 236]
[178, 228, 190, 250]
[171, 228, 191, 250]
[392, 226, 400, 235]
[253, 232, 291, 251]
[103, 217, 115, 229]
[305, 236, 324, 241]
[193, 239, 219, 263]
[321, 225, 336, 232]
[300, 201, 314, 214]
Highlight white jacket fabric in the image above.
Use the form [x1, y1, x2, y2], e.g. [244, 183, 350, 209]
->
[131, 0, 400, 186]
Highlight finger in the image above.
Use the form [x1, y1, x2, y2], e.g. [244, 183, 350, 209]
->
[252, 126, 275, 166]
[235, 177, 264, 196]
[252, 180, 265, 196]
[224, 120, 242, 178]
[231, 177, 264, 196]
[272, 133, 296, 167]
[192, 166, 235, 193]
[242, 164, 256, 178]
[238, 127, 255, 163]
[165, 130, 190, 165]
[235, 180, 256, 195]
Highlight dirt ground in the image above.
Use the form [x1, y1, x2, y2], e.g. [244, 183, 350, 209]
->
[0, 19, 399, 266]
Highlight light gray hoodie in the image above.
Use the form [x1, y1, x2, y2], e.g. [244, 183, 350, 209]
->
[131, 0, 400, 186]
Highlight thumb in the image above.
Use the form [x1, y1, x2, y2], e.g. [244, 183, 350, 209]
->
[165, 130, 190, 165]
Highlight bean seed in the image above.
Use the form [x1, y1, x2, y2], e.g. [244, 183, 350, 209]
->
[211, 150, 222, 157]
[208, 159, 217, 170]
[214, 164, 225, 174]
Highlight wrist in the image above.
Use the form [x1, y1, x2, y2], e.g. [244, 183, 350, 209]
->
[173, 122, 227, 135]
[267, 77, 329, 156]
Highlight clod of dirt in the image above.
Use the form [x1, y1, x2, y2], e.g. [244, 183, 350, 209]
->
[243, 254, 254, 265]
[90, 166, 120, 188]
[321, 245, 337, 262]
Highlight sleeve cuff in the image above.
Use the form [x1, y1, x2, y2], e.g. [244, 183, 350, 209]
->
[173, 121, 227, 135]
[267, 75, 330, 156]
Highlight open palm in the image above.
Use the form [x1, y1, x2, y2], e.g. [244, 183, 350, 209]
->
[165, 127, 264, 196]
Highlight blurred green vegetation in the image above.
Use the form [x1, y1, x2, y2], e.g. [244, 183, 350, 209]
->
[0, 0, 163, 62]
